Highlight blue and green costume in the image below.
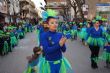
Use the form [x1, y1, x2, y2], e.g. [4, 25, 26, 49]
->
[40, 31, 73, 73]
[0, 30, 9, 55]
[78, 27, 87, 40]
[86, 27, 105, 47]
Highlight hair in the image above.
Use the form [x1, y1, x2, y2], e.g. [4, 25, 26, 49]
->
[108, 42, 110, 45]
[33, 46, 42, 54]
[46, 16, 56, 23]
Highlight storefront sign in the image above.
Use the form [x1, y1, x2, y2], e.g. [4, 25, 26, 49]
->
[96, 3, 110, 12]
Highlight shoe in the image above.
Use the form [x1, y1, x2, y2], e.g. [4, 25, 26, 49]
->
[91, 64, 98, 69]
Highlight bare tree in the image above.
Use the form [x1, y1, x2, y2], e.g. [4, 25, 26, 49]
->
[75, 0, 85, 19]
[60, 4, 69, 21]
[67, 0, 78, 19]
[67, 0, 85, 19]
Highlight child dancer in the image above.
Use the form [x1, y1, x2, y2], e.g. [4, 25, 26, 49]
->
[24, 47, 42, 73]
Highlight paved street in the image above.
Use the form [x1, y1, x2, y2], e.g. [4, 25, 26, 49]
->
[0, 31, 110, 73]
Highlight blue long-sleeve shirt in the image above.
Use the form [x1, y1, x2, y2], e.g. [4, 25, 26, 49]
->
[40, 31, 66, 61]
[72, 25, 77, 30]
[87, 27, 103, 38]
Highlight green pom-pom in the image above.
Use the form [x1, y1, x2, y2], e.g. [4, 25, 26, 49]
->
[92, 19, 96, 23]
[102, 18, 107, 21]
[47, 9, 58, 17]
[96, 15, 102, 20]
[73, 22, 76, 24]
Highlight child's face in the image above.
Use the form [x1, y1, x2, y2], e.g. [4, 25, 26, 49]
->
[48, 18, 58, 31]
[95, 21, 100, 27]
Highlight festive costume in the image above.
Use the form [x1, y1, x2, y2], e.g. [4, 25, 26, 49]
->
[98, 46, 110, 66]
[40, 31, 73, 73]
[7, 26, 18, 47]
[101, 46, 110, 61]
[17, 28, 25, 39]
[36, 24, 45, 46]
[86, 26, 105, 68]
[79, 27, 87, 41]
[0, 30, 9, 55]
[106, 33, 110, 42]
[71, 25, 77, 39]
[24, 9, 73, 73]
[105, 26, 110, 42]
[86, 27, 105, 47]
[24, 56, 41, 73]
[39, 9, 73, 73]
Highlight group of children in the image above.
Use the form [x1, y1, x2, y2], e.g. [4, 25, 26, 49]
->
[0, 22, 33, 56]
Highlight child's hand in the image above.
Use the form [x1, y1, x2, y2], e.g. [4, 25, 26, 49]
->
[59, 37, 67, 47]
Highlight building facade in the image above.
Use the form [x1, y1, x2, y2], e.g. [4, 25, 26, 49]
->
[0, 0, 8, 22]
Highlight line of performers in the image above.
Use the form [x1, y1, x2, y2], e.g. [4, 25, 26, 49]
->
[0, 22, 34, 56]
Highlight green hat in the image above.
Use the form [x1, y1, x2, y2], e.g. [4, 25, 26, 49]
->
[92, 19, 96, 23]
[47, 9, 58, 17]
[102, 18, 107, 21]
[96, 15, 102, 20]
[80, 23, 83, 25]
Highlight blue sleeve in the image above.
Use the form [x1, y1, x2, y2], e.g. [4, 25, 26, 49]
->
[40, 34, 61, 54]
[61, 44, 66, 52]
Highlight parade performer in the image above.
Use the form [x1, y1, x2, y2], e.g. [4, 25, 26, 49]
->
[103, 42, 110, 68]
[71, 23, 77, 40]
[36, 21, 49, 46]
[79, 25, 87, 43]
[17, 25, 25, 39]
[86, 20, 105, 69]
[36, 24, 43, 46]
[105, 25, 110, 42]
[40, 9, 73, 73]
[63, 28, 72, 39]
[0, 27, 9, 55]
[24, 47, 42, 73]
[9, 26, 18, 48]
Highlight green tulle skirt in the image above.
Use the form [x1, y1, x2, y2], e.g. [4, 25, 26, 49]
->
[106, 33, 110, 42]
[87, 37, 105, 47]
[98, 51, 110, 62]
[18, 32, 24, 39]
[10, 36, 18, 46]
[24, 65, 39, 73]
[38, 57, 73, 73]
[63, 30, 67, 35]
[71, 30, 77, 36]
[3, 41, 9, 54]
[78, 31, 87, 39]
[24, 57, 73, 73]
[25, 27, 28, 33]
